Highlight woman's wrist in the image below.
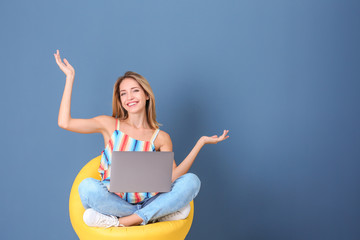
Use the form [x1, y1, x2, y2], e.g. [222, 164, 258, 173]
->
[66, 74, 75, 81]
[197, 137, 206, 147]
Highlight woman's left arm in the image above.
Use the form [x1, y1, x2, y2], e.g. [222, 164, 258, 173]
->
[160, 130, 230, 182]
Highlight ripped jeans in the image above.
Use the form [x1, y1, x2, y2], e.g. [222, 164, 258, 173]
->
[78, 173, 201, 225]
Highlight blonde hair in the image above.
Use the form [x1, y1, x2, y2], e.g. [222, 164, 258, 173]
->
[112, 71, 161, 129]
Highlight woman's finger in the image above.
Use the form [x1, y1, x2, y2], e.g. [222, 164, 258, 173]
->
[64, 58, 72, 68]
[54, 51, 64, 66]
[220, 130, 227, 138]
[54, 55, 63, 67]
[54, 50, 64, 64]
[220, 131, 230, 141]
[55, 56, 62, 66]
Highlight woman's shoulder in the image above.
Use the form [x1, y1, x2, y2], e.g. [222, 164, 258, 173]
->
[156, 130, 172, 145]
[155, 130, 172, 151]
[94, 115, 116, 123]
[93, 115, 117, 130]
[157, 129, 171, 139]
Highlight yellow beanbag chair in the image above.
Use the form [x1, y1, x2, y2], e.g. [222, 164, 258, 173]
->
[69, 155, 194, 240]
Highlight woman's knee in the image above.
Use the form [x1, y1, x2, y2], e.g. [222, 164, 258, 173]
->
[78, 178, 99, 197]
[182, 173, 201, 196]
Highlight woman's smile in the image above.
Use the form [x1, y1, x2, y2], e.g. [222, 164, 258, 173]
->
[127, 101, 139, 107]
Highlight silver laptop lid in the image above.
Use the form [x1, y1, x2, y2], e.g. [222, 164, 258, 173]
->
[109, 151, 173, 193]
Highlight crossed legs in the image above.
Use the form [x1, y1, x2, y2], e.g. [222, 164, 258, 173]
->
[78, 173, 201, 226]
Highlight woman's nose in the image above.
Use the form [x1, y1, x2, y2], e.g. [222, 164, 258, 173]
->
[127, 92, 134, 100]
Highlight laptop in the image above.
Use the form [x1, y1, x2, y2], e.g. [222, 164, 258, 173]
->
[109, 151, 174, 193]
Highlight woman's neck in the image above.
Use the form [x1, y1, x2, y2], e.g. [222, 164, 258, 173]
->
[125, 112, 149, 129]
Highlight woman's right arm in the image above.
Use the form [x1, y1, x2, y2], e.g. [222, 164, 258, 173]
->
[55, 49, 105, 134]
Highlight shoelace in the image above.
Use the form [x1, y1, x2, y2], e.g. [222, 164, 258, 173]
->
[159, 210, 182, 221]
[97, 215, 120, 228]
[167, 211, 180, 218]
[157, 204, 191, 222]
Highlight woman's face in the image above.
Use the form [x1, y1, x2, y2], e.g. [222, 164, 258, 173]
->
[119, 78, 149, 114]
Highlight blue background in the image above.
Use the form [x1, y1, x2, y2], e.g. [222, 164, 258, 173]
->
[1, 0, 360, 239]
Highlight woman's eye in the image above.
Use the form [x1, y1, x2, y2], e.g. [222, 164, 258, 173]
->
[134, 89, 139, 92]
[120, 93, 126, 96]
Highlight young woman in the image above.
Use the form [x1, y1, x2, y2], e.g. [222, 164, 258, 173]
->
[54, 49, 229, 227]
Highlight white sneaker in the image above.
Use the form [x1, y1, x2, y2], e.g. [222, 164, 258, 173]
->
[157, 203, 191, 222]
[83, 208, 124, 228]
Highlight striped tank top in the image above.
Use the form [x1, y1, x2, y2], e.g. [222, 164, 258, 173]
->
[98, 118, 160, 204]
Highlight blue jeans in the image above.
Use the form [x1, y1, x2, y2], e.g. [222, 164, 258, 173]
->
[78, 173, 201, 225]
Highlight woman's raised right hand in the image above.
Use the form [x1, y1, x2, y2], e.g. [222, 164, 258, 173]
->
[54, 49, 75, 78]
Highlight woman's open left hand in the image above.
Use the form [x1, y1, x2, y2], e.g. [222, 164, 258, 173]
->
[200, 130, 230, 145]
